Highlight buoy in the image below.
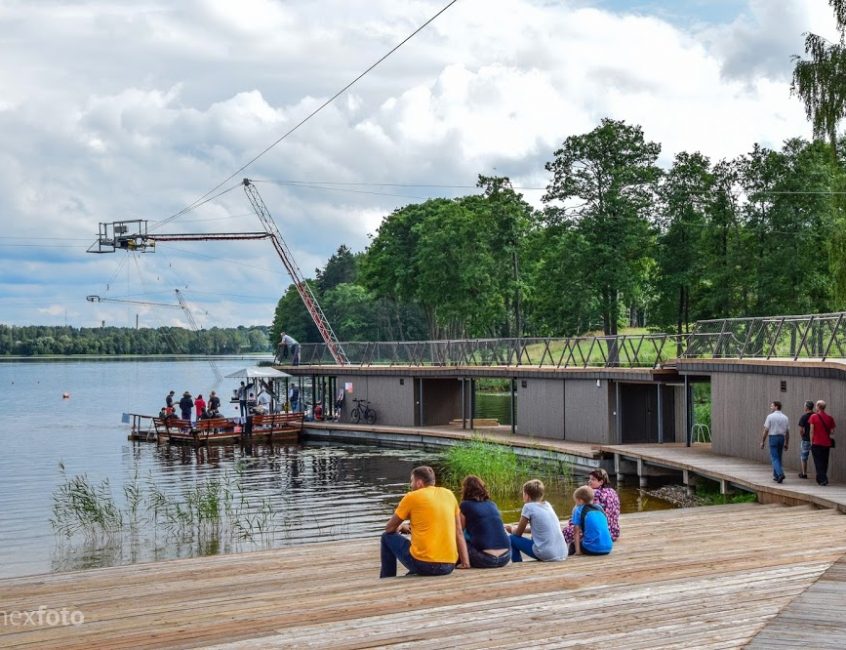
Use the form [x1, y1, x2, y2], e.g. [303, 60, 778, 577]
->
[62, 392, 70, 399]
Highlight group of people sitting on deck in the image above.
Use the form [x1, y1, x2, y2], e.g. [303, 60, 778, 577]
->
[380, 466, 619, 578]
[160, 389, 222, 423]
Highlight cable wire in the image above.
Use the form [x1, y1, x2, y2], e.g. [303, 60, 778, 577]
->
[157, 0, 460, 228]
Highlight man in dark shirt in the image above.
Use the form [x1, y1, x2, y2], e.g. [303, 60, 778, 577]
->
[165, 390, 175, 409]
[208, 391, 221, 412]
[797, 400, 814, 479]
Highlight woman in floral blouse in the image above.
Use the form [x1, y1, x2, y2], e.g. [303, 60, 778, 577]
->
[562, 468, 620, 544]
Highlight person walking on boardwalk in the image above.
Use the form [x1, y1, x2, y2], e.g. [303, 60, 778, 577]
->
[797, 400, 815, 479]
[380, 465, 470, 578]
[809, 400, 836, 486]
[761, 400, 789, 483]
[507, 479, 567, 563]
[179, 391, 194, 422]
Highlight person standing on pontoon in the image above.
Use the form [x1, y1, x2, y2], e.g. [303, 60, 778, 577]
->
[179, 391, 194, 422]
[238, 382, 248, 419]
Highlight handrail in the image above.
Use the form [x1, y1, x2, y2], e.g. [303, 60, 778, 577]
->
[288, 312, 846, 368]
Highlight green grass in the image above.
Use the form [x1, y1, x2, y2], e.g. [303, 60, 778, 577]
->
[440, 436, 570, 495]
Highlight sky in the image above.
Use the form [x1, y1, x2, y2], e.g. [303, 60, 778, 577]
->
[0, 0, 839, 330]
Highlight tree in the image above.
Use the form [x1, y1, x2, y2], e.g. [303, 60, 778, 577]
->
[792, 0, 846, 155]
[316, 245, 358, 293]
[543, 118, 661, 335]
[362, 198, 502, 339]
[474, 175, 538, 338]
[270, 283, 320, 344]
[654, 152, 714, 335]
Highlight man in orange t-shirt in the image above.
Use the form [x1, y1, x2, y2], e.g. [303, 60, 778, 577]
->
[380, 465, 470, 578]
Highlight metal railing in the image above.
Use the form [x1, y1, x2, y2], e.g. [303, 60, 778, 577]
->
[290, 311, 846, 369]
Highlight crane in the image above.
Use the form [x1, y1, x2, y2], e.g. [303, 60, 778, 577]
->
[174, 289, 222, 383]
[241, 179, 347, 365]
[87, 181, 349, 365]
[86, 292, 223, 383]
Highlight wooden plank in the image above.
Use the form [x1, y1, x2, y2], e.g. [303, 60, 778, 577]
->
[1, 504, 845, 649]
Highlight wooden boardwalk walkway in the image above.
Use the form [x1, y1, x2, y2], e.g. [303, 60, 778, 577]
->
[598, 443, 846, 513]
[748, 554, 846, 649]
[307, 423, 846, 513]
[2, 503, 845, 649]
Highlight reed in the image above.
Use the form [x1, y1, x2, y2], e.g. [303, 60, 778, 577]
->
[51, 473, 123, 537]
[441, 436, 570, 495]
[51, 466, 281, 544]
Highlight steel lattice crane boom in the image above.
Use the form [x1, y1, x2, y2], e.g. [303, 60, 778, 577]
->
[175, 289, 223, 383]
[87, 292, 222, 382]
[241, 179, 347, 365]
[87, 183, 349, 365]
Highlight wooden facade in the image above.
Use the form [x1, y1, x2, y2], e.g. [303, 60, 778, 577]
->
[679, 359, 846, 484]
[295, 366, 685, 447]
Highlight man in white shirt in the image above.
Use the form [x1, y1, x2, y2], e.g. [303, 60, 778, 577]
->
[257, 390, 272, 414]
[760, 400, 790, 483]
[279, 332, 300, 366]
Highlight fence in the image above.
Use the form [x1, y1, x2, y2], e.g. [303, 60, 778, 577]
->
[293, 312, 846, 369]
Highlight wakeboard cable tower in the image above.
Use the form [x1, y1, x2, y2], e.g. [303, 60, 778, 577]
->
[87, 179, 349, 365]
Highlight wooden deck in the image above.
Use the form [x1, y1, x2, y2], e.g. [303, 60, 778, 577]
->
[748, 554, 846, 649]
[598, 443, 846, 513]
[2, 503, 845, 649]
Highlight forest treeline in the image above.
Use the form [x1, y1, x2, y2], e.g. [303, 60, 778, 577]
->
[271, 120, 846, 344]
[0, 325, 271, 356]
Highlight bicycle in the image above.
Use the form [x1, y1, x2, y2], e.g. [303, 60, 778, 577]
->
[350, 398, 377, 425]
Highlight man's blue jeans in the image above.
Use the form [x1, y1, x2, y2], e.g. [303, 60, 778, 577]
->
[509, 534, 539, 562]
[380, 532, 455, 578]
[769, 434, 785, 480]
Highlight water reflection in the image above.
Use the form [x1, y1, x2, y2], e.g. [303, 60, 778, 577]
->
[0, 359, 674, 579]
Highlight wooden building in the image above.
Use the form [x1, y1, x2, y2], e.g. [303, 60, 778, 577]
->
[289, 365, 689, 447]
[679, 358, 845, 484]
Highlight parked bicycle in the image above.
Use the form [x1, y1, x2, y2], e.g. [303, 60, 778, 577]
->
[350, 398, 377, 425]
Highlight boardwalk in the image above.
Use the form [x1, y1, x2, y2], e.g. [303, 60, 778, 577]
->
[2, 503, 845, 649]
[598, 443, 846, 513]
[748, 554, 846, 649]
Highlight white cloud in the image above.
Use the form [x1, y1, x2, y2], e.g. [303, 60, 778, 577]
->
[0, 0, 834, 327]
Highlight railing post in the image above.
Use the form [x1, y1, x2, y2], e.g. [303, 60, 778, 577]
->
[765, 317, 785, 360]
[795, 315, 815, 361]
[822, 314, 843, 361]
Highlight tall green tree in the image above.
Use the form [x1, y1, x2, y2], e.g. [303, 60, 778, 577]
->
[316, 245, 358, 293]
[543, 118, 661, 335]
[473, 175, 537, 338]
[792, 0, 846, 154]
[654, 151, 714, 335]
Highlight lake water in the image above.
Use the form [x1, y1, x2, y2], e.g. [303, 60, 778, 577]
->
[0, 358, 672, 579]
